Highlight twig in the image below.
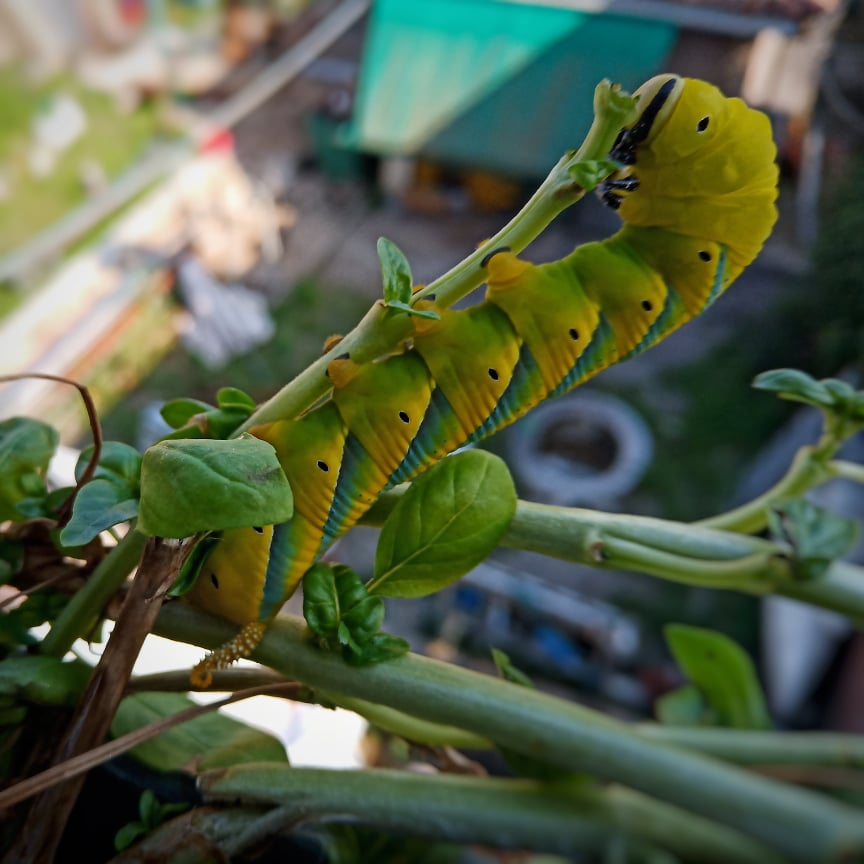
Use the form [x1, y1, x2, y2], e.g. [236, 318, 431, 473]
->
[0, 372, 102, 524]
[3, 537, 189, 864]
[0, 682, 301, 811]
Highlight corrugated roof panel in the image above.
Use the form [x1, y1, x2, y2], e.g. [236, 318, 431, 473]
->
[345, 0, 677, 177]
[426, 14, 678, 177]
[348, 0, 588, 152]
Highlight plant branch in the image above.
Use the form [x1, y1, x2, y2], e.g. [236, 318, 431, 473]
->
[201, 765, 786, 864]
[362, 494, 864, 620]
[0, 682, 299, 811]
[154, 605, 864, 863]
[6, 538, 188, 864]
[40, 529, 148, 658]
[233, 80, 637, 433]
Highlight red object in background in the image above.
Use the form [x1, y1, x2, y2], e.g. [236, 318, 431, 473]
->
[199, 128, 236, 155]
[118, 0, 146, 26]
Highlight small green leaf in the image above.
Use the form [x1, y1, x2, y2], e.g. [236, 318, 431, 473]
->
[59, 479, 140, 547]
[138, 436, 293, 537]
[0, 418, 58, 522]
[491, 648, 534, 688]
[654, 684, 713, 726]
[304, 564, 384, 647]
[383, 299, 440, 320]
[369, 450, 516, 598]
[216, 387, 257, 412]
[75, 441, 142, 487]
[139, 788, 160, 827]
[112, 692, 288, 773]
[768, 499, 858, 580]
[377, 237, 413, 305]
[664, 624, 772, 730]
[0, 591, 69, 649]
[754, 369, 835, 406]
[160, 397, 255, 439]
[303, 564, 407, 665]
[114, 821, 147, 852]
[344, 632, 409, 666]
[160, 398, 213, 430]
[0, 656, 91, 706]
[568, 159, 619, 190]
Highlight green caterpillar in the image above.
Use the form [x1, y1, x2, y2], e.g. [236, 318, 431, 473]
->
[187, 74, 779, 685]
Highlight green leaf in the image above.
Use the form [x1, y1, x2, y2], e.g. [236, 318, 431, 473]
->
[216, 387, 257, 412]
[75, 441, 142, 487]
[111, 692, 288, 774]
[753, 369, 834, 406]
[654, 684, 713, 726]
[139, 788, 160, 827]
[664, 624, 772, 730]
[768, 499, 858, 580]
[159, 398, 212, 430]
[0, 655, 91, 706]
[59, 479, 140, 547]
[0, 418, 58, 522]
[377, 237, 413, 305]
[369, 450, 516, 598]
[160, 395, 255, 439]
[491, 648, 534, 688]
[303, 564, 408, 665]
[344, 632, 410, 666]
[114, 820, 147, 852]
[304, 563, 384, 648]
[568, 158, 619, 190]
[137, 436, 293, 537]
[60, 442, 144, 545]
[0, 591, 69, 649]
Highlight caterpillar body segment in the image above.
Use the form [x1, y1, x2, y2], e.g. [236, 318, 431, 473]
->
[189, 75, 779, 683]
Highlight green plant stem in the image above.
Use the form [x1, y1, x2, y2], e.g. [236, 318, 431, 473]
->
[325, 693, 490, 750]
[40, 529, 148, 658]
[636, 725, 864, 770]
[362, 494, 864, 620]
[233, 81, 637, 433]
[200, 765, 786, 864]
[154, 605, 864, 863]
[696, 439, 843, 535]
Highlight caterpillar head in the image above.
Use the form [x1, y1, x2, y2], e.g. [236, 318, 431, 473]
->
[609, 74, 684, 167]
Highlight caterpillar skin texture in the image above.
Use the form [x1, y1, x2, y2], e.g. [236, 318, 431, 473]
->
[187, 74, 779, 683]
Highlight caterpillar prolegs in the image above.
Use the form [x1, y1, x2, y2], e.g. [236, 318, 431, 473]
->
[187, 74, 778, 684]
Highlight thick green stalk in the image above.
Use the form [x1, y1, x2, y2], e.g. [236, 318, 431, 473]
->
[362, 494, 864, 620]
[636, 725, 864, 770]
[40, 529, 148, 658]
[697, 443, 838, 534]
[201, 765, 786, 864]
[154, 604, 864, 863]
[233, 81, 637, 433]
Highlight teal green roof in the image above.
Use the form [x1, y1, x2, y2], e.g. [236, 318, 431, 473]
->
[345, 0, 678, 178]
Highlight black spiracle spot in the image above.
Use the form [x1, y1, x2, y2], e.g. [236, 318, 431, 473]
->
[641, 299, 653, 312]
[698, 250, 712, 262]
[697, 116, 710, 133]
[569, 328, 579, 341]
[488, 368, 500, 381]
[398, 410, 410, 424]
[210, 573, 219, 589]
[317, 460, 329, 472]
[252, 526, 264, 534]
